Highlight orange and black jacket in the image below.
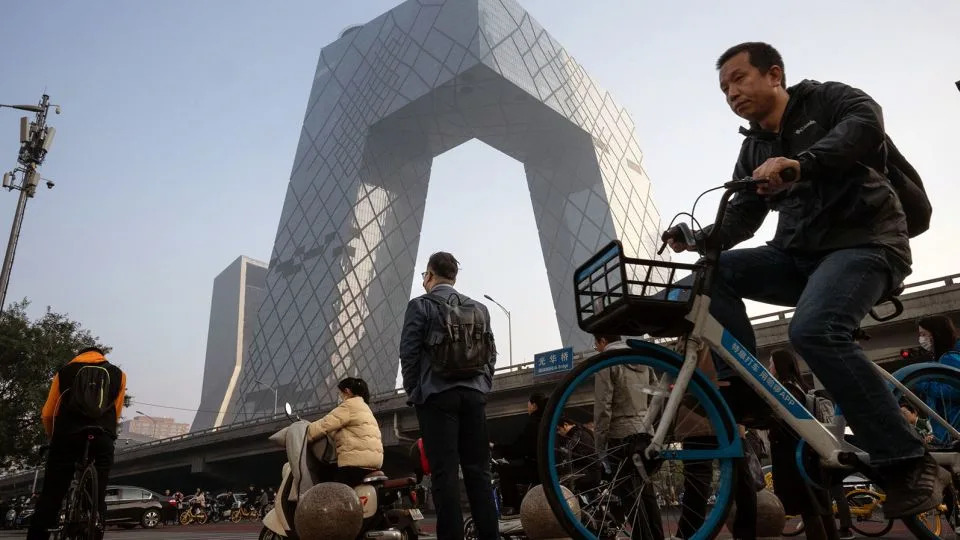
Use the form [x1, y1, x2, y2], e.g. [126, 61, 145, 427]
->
[41, 350, 126, 440]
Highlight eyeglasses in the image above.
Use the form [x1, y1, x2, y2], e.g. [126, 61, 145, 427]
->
[421, 271, 429, 279]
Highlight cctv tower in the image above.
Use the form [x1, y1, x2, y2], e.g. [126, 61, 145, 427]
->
[229, 0, 666, 421]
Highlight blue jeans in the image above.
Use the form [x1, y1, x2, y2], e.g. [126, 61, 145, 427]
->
[709, 245, 923, 465]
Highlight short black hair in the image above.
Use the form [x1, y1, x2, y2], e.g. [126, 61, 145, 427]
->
[899, 400, 918, 414]
[529, 392, 548, 412]
[77, 346, 105, 356]
[427, 252, 459, 281]
[558, 416, 576, 427]
[716, 42, 786, 88]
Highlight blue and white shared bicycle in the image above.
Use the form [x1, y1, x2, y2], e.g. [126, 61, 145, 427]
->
[536, 177, 960, 539]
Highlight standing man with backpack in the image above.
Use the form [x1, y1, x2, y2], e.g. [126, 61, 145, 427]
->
[400, 251, 499, 540]
[27, 346, 126, 540]
[663, 41, 943, 517]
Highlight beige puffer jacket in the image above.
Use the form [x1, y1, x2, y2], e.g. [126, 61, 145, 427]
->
[306, 396, 383, 469]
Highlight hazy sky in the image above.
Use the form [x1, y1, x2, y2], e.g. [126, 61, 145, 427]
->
[2, 1, 958, 424]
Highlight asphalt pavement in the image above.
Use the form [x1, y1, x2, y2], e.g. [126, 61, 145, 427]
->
[0, 517, 937, 538]
[0, 522, 262, 539]
[0, 520, 439, 539]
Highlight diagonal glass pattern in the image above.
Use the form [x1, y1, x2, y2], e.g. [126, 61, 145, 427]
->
[228, 0, 668, 423]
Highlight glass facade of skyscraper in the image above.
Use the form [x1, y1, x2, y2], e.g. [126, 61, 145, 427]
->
[228, 0, 666, 422]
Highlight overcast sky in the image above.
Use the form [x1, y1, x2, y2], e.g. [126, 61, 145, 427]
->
[2, 1, 957, 424]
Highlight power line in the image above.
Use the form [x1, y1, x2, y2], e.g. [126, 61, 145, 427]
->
[130, 400, 229, 415]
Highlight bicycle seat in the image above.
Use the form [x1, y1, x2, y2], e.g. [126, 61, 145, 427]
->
[874, 282, 904, 306]
[77, 425, 109, 437]
[381, 477, 417, 489]
[362, 470, 388, 484]
[869, 283, 904, 322]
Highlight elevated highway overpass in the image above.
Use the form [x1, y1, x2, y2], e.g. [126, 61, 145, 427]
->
[2, 273, 957, 497]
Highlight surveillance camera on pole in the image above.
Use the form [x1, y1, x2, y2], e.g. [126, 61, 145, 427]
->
[0, 94, 60, 312]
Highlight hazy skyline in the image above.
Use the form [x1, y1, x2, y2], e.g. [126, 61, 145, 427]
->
[2, 0, 958, 424]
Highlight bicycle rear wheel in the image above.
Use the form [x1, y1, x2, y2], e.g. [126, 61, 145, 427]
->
[62, 464, 98, 540]
[537, 342, 740, 540]
[846, 490, 894, 537]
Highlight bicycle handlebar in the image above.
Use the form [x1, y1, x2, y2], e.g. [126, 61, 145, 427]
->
[659, 168, 798, 256]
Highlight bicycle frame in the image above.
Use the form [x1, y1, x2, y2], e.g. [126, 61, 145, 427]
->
[648, 294, 847, 466]
[647, 292, 960, 473]
[645, 178, 960, 472]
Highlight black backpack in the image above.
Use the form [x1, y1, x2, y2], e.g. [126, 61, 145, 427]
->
[422, 292, 495, 380]
[885, 135, 932, 238]
[67, 364, 114, 420]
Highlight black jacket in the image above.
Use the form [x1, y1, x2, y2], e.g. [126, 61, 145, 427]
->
[699, 79, 911, 267]
[558, 425, 601, 490]
[503, 410, 543, 464]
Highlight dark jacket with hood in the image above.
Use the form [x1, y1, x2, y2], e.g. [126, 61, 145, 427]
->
[698, 79, 911, 269]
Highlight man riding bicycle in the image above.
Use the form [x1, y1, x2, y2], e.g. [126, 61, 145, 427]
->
[27, 347, 126, 540]
[663, 41, 946, 518]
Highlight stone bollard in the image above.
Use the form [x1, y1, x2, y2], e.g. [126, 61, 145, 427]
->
[294, 482, 363, 540]
[726, 489, 787, 539]
[520, 484, 581, 540]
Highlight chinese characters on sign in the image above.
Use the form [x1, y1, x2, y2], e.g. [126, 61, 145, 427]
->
[534, 346, 574, 376]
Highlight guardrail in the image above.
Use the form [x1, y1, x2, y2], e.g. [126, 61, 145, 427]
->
[748, 272, 959, 324]
[0, 357, 577, 481]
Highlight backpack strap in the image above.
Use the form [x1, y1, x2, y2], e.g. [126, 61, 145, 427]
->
[423, 292, 463, 307]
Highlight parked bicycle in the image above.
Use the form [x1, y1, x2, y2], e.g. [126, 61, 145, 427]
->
[179, 502, 207, 526]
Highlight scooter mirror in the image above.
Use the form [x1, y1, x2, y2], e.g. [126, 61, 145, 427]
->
[284, 402, 294, 418]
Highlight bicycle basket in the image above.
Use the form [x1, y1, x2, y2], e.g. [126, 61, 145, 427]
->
[573, 240, 702, 338]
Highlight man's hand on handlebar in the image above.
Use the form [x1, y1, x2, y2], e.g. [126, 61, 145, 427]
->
[661, 223, 698, 254]
[665, 237, 697, 254]
[752, 156, 800, 195]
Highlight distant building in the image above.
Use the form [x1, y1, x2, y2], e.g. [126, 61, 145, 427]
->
[120, 416, 190, 440]
[191, 256, 268, 431]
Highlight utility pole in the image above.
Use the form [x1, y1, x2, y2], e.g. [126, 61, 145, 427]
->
[0, 94, 60, 312]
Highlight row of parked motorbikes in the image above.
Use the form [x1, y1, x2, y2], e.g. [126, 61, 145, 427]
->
[2, 498, 35, 530]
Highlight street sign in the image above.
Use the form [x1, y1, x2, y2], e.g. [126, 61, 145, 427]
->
[534, 346, 574, 376]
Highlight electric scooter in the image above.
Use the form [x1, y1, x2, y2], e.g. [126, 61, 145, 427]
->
[259, 402, 423, 540]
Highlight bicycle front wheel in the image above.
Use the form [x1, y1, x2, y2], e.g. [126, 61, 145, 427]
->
[537, 343, 740, 540]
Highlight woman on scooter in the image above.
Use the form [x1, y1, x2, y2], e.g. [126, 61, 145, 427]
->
[306, 377, 384, 487]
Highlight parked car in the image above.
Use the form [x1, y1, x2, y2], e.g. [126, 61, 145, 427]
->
[103, 485, 164, 529]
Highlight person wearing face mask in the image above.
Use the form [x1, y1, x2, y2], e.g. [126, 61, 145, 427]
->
[305, 377, 384, 487]
[399, 251, 499, 540]
[918, 316, 960, 367]
[911, 317, 960, 446]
